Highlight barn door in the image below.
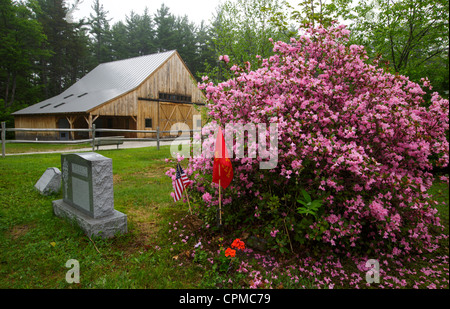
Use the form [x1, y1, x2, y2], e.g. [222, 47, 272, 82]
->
[159, 103, 194, 135]
[58, 118, 70, 141]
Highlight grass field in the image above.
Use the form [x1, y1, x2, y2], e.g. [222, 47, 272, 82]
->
[0, 146, 448, 289]
[3, 142, 91, 154]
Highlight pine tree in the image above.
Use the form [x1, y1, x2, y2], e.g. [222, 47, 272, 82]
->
[154, 4, 178, 52]
[88, 0, 112, 65]
[0, 0, 48, 109]
[110, 21, 130, 60]
[36, 0, 89, 98]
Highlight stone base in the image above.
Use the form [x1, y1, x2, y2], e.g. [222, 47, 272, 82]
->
[53, 199, 127, 239]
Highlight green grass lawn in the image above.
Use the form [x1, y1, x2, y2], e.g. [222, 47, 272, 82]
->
[0, 146, 203, 288]
[4, 142, 91, 154]
[0, 146, 448, 289]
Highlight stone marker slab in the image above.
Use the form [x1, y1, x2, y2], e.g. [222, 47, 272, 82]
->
[53, 152, 127, 238]
[35, 167, 61, 195]
[53, 199, 127, 238]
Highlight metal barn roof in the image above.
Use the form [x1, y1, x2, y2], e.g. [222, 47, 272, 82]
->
[13, 50, 177, 116]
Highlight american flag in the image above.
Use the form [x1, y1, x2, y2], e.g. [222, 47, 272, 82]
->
[173, 164, 193, 202]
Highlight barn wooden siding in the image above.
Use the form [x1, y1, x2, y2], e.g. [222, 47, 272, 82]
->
[14, 115, 59, 140]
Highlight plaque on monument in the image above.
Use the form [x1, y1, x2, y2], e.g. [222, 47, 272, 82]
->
[53, 153, 127, 238]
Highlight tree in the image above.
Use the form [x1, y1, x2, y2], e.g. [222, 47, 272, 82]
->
[192, 20, 216, 80]
[110, 20, 130, 60]
[0, 0, 48, 109]
[154, 4, 178, 52]
[36, 0, 89, 98]
[262, 0, 337, 38]
[203, 0, 287, 82]
[88, 0, 112, 65]
[333, 0, 449, 97]
[124, 9, 156, 57]
[174, 15, 199, 74]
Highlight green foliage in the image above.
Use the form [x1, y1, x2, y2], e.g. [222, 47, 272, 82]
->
[200, 0, 288, 82]
[35, 0, 90, 98]
[296, 189, 323, 219]
[246, 186, 329, 253]
[0, 0, 49, 109]
[263, 0, 449, 97]
[88, 0, 113, 64]
[332, 0, 449, 96]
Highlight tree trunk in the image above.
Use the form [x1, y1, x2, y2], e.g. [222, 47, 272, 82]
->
[8, 72, 17, 108]
[4, 73, 10, 108]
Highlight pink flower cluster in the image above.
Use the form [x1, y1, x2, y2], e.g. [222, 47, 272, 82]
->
[176, 23, 449, 256]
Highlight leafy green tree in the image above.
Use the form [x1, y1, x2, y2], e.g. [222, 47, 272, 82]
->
[264, 0, 449, 96]
[202, 0, 287, 82]
[332, 0, 449, 96]
[0, 0, 48, 110]
[264, 0, 336, 37]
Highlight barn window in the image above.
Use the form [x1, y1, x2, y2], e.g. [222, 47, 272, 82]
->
[159, 92, 192, 103]
[145, 118, 153, 128]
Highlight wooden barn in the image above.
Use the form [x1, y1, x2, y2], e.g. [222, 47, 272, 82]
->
[12, 50, 205, 140]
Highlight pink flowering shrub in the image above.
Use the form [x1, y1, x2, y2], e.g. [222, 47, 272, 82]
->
[172, 23, 449, 256]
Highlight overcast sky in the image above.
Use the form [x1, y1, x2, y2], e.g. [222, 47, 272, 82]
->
[71, 0, 224, 25]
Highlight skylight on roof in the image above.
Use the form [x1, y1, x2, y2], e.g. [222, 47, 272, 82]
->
[40, 104, 52, 109]
[54, 103, 66, 108]
[64, 94, 74, 99]
[78, 93, 88, 98]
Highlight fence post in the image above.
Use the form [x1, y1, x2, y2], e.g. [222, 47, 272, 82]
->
[1, 122, 5, 158]
[92, 124, 96, 152]
[157, 127, 160, 151]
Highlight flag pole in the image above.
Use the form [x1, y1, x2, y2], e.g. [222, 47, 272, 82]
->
[184, 188, 193, 215]
[178, 163, 193, 215]
[219, 168, 222, 226]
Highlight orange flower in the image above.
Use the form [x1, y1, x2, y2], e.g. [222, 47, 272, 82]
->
[231, 238, 245, 250]
[225, 248, 236, 258]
